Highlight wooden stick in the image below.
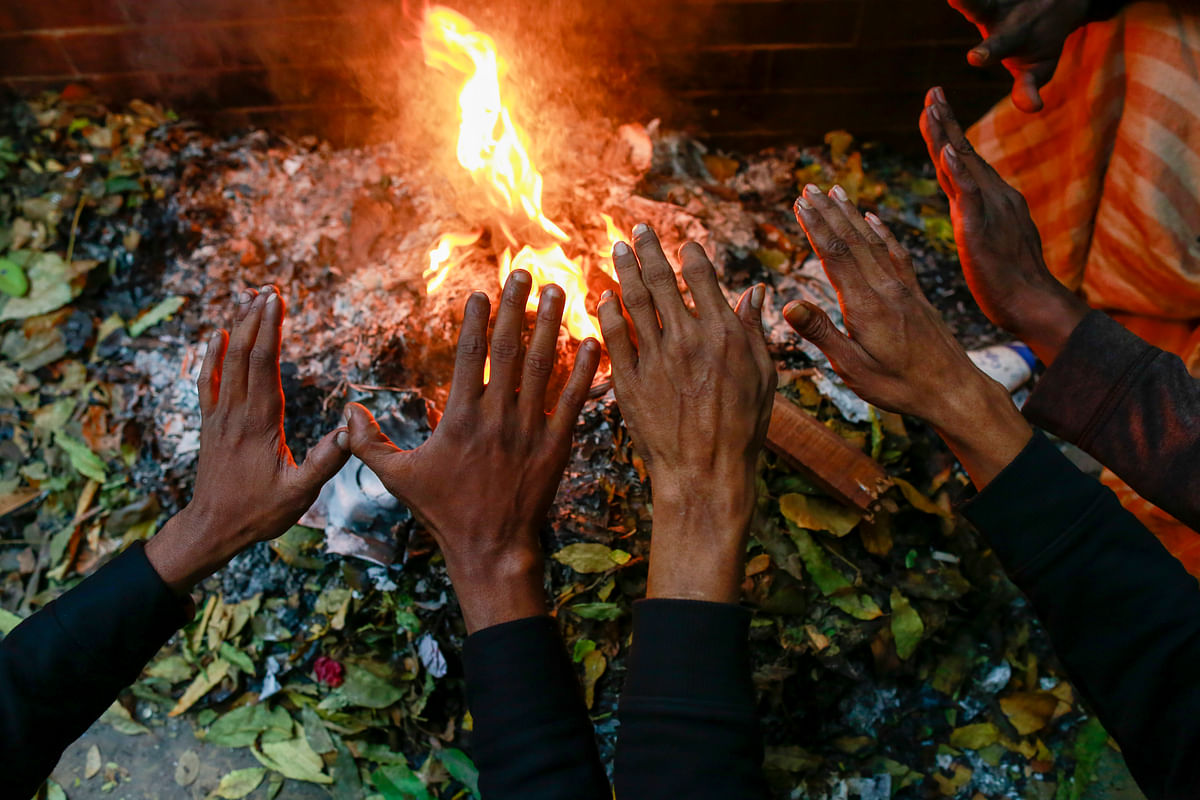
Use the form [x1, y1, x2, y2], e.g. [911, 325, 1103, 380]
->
[766, 392, 891, 516]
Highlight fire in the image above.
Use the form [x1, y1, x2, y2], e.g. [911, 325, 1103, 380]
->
[421, 6, 617, 342]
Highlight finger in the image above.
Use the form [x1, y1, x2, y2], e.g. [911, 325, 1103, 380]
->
[794, 185, 873, 298]
[344, 403, 407, 481]
[197, 328, 227, 419]
[612, 240, 660, 348]
[519, 283, 565, 423]
[970, 23, 1027, 67]
[550, 338, 601, 439]
[940, 143, 986, 234]
[249, 285, 285, 421]
[678, 242, 732, 322]
[920, 89, 953, 194]
[783, 302, 866, 377]
[631, 223, 691, 332]
[734, 284, 776, 381]
[864, 213, 921, 292]
[486, 270, 533, 398]
[1011, 69, 1045, 113]
[734, 284, 766, 331]
[597, 289, 637, 377]
[292, 425, 353, 501]
[825, 184, 896, 285]
[218, 288, 263, 408]
[445, 291, 490, 411]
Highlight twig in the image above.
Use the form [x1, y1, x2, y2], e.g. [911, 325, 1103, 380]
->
[65, 195, 85, 263]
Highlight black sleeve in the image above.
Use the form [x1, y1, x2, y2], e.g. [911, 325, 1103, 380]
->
[614, 599, 769, 800]
[462, 615, 609, 800]
[961, 432, 1200, 800]
[1022, 310, 1200, 531]
[1087, 0, 1130, 20]
[0, 541, 189, 796]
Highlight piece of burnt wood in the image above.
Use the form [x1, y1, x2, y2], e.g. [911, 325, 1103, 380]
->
[766, 392, 891, 517]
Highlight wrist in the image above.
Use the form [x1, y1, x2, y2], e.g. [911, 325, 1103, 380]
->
[929, 376, 1034, 489]
[445, 546, 547, 633]
[145, 507, 246, 595]
[1007, 289, 1089, 366]
[646, 475, 756, 604]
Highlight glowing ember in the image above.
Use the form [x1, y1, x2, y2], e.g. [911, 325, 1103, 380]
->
[421, 6, 615, 342]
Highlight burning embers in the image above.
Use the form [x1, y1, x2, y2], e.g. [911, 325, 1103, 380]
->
[420, 6, 621, 343]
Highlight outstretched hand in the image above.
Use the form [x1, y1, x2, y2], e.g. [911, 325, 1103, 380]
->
[948, 0, 1091, 112]
[146, 286, 351, 593]
[346, 271, 601, 632]
[920, 87, 1089, 362]
[788, 184, 1032, 488]
[598, 225, 775, 603]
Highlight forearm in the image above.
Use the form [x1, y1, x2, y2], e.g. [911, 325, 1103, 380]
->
[615, 600, 768, 799]
[1022, 310, 1200, 530]
[464, 616, 609, 800]
[962, 433, 1200, 799]
[647, 470, 756, 603]
[0, 543, 188, 794]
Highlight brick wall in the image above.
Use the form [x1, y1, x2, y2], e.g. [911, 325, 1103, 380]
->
[0, 0, 1010, 153]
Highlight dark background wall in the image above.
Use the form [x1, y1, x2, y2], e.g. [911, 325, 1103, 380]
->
[0, 0, 1011, 154]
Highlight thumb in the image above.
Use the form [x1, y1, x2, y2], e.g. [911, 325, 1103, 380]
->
[969, 25, 1026, 67]
[783, 302, 861, 370]
[1011, 69, 1045, 113]
[293, 425, 351, 496]
[344, 402, 407, 479]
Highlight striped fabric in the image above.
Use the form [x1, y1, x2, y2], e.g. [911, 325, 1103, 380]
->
[968, 2, 1200, 572]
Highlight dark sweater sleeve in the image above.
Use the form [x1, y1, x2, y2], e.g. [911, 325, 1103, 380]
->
[615, 599, 769, 800]
[962, 432, 1200, 800]
[1023, 310, 1199, 531]
[0, 541, 189, 796]
[462, 615, 608, 800]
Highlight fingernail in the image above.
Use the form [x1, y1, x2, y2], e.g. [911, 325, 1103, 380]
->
[750, 284, 765, 310]
[266, 292, 280, 306]
[795, 195, 812, 212]
[238, 290, 253, 304]
[209, 330, 222, 346]
[943, 143, 960, 167]
[864, 211, 883, 229]
[632, 222, 651, 237]
[803, 183, 820, 198]
[613, 241, 631, 257]
[342, 407, 352, 426]
[933, 86, 947, 104]
[335, 430, 349, 449]
[582, 338, 599, 353]
[968, 47, 987, 65]
[830, 185, 849, 202]
[511, 269, 530, 285]
[260, 284, 275, 295]
[784, 302, 809, 326]
[600, 289, 614, 301]
[928, 104, 942, 122]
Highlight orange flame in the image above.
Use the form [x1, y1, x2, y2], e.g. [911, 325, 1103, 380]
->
[421, 6, 615, 342]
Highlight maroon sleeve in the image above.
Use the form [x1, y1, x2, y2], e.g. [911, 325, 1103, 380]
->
[1022, 310, 1200, 531]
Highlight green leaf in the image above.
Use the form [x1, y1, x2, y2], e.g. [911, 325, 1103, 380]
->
[105, 176, 142, 194]
[552, 542, 628, 573]
[0, 607, 24, 636]
[54, 433, 107, 482]
[205, 704, 293, 747]
[567, 602, 623, 621]
[301, 706, 335, 755]
[128, 295, 185, 337]
[100, 700, 150, 735]
[788, 524, 882, 621]
[252, 730, 333, 784]
[438, 748, 480, 798]
[0, 252, 72, 321]
[572, 638, 597, 663]
[213, 767, 266, 799]
[218, 642, 256, 676]
[0, 257, 28, 297]
[372, 763, 433, 800]
[145, 654, 193, 683]
[889, 587, 925, 660]
[340, 662, 404, 709]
